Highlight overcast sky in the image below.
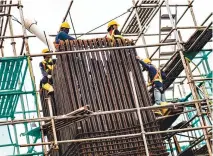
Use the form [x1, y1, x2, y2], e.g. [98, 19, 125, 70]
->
[0, 0, 212, 155]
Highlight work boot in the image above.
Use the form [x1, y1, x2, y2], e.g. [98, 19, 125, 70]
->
[160, 102, 169, 115]
[42, 83, 54, 95]
[153, 110, 163, 117]
[152, 104, 163, 117]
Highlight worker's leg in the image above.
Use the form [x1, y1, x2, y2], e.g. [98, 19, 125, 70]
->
[41, 76, 54, 93]
[160, 92, 168, 115]
[153, 88, 163, 116]
[154, 88, 161, 105]
[161, 92, 166, 102]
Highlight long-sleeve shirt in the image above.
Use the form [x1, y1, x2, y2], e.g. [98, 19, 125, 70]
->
[39, 59, 56, 77]
[55, 31, 75, 44]
[138, 60, 166, 88]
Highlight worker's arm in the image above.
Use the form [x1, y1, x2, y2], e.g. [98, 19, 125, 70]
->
[55, 31, 75, 44]
[137, 59, 151, 70]
[39, 62, 48, 77]
[161, 70, 166, 80]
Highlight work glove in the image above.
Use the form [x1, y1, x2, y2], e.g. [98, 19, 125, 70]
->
[47, 75, 52, 79]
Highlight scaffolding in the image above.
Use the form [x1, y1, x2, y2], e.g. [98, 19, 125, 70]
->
[0, 0, 212, 156]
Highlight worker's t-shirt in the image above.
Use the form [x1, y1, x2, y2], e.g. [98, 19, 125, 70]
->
[138, 60, 166, 88]
[55, 31, 75, 44]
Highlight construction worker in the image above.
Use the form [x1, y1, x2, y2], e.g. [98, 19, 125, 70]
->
[106, 20, 123, 40]
[55, 22, 75, 44]
[39, 49, 56, 94]
[136, 56, 167, 116]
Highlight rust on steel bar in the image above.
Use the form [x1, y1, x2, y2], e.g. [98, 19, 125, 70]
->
[39, 39, 167, 155]
[29, 42, 177, 57]
[62, 0, 73, 22]
[20, 126, 211, 147]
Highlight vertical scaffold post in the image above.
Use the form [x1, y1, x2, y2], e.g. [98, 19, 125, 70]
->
[46, 97, 59, 150]
[187, 0, 197, 26]
[17, 0, 47, 153]
[165, 0, 212, 155]
[129, 71, 150, 156]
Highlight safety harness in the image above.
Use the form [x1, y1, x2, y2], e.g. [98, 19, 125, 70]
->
[42, 59, 54, 75]
[148, 65, 164, 93]
[106, 29, 123, 41]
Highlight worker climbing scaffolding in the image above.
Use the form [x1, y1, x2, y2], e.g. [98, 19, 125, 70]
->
[106, 20, 123, 40]
[136, 56, 168, 116]
[39, 49, 56, 94]
[55, 22, 75, 44]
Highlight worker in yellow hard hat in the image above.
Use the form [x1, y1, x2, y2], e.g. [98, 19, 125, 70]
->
[106, 20, 123, 40]
[39, 48, 56, 95]
[136, 56, 168, 116]
[55, 22, 75, 44]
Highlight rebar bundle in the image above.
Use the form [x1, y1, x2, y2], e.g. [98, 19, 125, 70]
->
[40, 38, 168, 156]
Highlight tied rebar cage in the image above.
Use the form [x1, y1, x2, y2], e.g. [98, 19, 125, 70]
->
[0, 0, 212, 156]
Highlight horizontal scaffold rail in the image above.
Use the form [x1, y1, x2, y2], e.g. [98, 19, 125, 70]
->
[0, 99, 207, 126]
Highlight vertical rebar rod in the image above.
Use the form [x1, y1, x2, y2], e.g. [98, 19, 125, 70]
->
[132, 0, 149, 57]
[129, 71, 150, 156]
[47, 97, 59, 149]
[165, 0, 212, 155]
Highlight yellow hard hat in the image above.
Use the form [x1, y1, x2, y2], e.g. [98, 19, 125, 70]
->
[143, 58, 151, 64]
[108, 20, 120, 28]
[42, 48, 49, 53]
[60, 22, 70, 29]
